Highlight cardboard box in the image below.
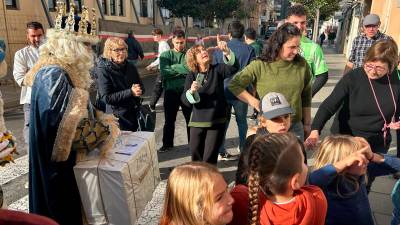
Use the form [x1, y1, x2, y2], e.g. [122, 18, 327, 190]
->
[74, 131, 160, 225]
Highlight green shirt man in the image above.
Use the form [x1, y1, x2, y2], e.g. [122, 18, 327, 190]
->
[287, 4, 329, 97]
[300, 36, 328, 79]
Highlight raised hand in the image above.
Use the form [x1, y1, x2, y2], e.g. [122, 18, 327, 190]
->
[216, 34, 230, 56]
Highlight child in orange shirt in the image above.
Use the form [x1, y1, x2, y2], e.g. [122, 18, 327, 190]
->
[229, 133, 327, 225]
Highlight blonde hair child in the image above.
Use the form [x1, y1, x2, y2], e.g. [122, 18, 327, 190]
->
[309, 135, 400, 225]
[159, 162, 234, 225]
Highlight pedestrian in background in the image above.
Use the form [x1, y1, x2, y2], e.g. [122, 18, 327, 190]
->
[146, 28, 170, 110]
[158, 29, 192, 153]
[214, 21, 256, 160]
[13, 21, 44, 145]
[319, 31, 326, 46]
[345, 14, 391, 72]
[125, 30, 144, 65]
[244, 27, 263, 120]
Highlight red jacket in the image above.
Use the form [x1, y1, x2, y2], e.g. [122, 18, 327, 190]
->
[229, 184, 327, 225]
[0, 209, 59, 225]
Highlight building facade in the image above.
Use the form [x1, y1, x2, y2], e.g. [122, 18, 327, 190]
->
[0, 0, 185, 70]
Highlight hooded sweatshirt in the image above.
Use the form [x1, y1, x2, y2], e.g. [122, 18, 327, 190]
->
[229, 185, 327, 225]
[259, 185, 327, 225]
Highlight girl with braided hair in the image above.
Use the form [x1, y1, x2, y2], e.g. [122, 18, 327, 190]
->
[229, 133, 327, 225]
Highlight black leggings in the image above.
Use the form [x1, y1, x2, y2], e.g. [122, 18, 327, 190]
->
[312, 72, 328, 97]
[162, 90, 191, 147]
[190, 126, 225, 164]
[149, 73, 163, 107]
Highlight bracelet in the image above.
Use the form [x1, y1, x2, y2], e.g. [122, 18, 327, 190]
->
[368, 153, 374, 161]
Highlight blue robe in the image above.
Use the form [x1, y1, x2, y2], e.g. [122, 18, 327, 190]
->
[29, 65, 83, 225]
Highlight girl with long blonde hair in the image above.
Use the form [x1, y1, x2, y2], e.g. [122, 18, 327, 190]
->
[309, 135, 400, 225]
[159, 162, 234, 225]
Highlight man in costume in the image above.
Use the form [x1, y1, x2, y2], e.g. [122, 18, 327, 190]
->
[24, 2, 119, 224]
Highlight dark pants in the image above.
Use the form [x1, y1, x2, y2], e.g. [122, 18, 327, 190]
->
[149, 74, 163, 107]
[366, 133, 391, 192]
[162, 90, 191, 147]
[190, 125, 225, 164]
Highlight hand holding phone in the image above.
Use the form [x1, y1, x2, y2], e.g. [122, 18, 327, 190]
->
[195, 73, 205, 87]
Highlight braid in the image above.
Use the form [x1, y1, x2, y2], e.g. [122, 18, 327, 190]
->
[248, 144, 263, 225]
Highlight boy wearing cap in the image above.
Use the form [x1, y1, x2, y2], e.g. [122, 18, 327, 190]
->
[247, 92, 293, 136]
[345, 14, 392, 72]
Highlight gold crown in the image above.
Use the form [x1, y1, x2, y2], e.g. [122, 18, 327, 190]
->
[51, 1, 99, 44]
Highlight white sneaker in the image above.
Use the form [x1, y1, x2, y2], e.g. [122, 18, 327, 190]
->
[218, 153, 239, 161]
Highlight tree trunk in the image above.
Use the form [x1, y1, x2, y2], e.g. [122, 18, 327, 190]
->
[312, 8, 320, 42]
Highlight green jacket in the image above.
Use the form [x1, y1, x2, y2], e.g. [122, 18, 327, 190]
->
[159, 49, 189, 92]
[250, 40, 263, 57]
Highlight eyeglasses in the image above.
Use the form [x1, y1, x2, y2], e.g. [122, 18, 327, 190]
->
[364, 63, 387, 73]
[112, 48, 127, 53]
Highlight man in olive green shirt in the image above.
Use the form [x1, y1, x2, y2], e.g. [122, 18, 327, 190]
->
[158, 29, 191, 153]
[286, 4, 329, 97]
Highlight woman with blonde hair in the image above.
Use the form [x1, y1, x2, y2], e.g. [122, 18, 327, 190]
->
[181, 37, 237, 164]
[309, 135, 400, 225]
[95, 37, 144, 131]
[159, 161, 235, 225]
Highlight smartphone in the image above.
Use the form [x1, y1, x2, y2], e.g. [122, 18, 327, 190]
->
[196, 73, 205, 87]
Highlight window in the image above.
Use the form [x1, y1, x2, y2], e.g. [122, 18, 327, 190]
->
[101, 0, 108, 15]
[110, 0, 116, 16]
[5, 0, 18, 10]
[140, 0, 148, 17]
[48, 0, 57, 11]
[118, 0, 124, 16]
[62, 0, 82, 12]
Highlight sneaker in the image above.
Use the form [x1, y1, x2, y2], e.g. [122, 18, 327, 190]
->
[218, 152, 239, 161]
[158, 146, 173, 153]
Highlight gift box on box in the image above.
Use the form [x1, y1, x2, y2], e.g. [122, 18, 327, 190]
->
[74, 131, 160, 225]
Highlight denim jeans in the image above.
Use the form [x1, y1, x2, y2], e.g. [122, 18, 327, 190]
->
[289, 121, 304, 142]
[219, 100, 248, 153]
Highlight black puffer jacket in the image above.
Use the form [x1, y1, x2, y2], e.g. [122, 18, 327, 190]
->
[95, 57, 145, 131]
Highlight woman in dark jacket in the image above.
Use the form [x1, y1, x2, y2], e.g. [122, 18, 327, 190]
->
[96, 37, 144, 131]
[182, 39, 237, 164]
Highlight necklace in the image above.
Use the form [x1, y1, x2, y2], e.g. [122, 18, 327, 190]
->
[367, 73, 397, 145]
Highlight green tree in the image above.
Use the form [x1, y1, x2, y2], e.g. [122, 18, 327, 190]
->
[211, 0, 242, 28]
[158, 0, 242, 29]
[292, 0, 340, 20]
[157, 0, 210, 30]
